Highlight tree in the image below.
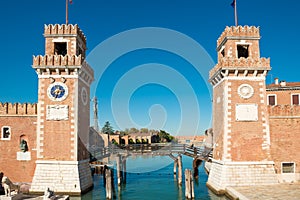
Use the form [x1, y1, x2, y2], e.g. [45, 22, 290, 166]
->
[140, 128, 149, 133]
[129, 127, 139, 133]
[158, 130, 174, 143]
[101, 121, 114, 135]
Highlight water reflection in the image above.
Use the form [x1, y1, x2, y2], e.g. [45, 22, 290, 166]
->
[71, 156, 228, 200]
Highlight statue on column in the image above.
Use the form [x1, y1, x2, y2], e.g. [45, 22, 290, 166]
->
[93, 97, 99, 131]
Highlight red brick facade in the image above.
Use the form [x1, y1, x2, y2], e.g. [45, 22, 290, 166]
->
[267, 82, 300, 176]
[208, 26, 300, 188]
[0, 103, 37, 182]
[1, 24, 94, 194]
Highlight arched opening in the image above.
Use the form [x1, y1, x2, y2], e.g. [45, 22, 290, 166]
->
[20, 134, 29, 152]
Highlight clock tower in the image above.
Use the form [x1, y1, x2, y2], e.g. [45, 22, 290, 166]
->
[207, 26, 277, 193]
[30, 24, 94, 194]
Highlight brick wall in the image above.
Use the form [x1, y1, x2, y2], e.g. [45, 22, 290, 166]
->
[269, 105, 300, 174]
[0, 115, 37, 183]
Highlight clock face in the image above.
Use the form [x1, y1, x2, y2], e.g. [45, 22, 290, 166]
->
[47, 82, 68, 101]
[238, 84, 254, 99]
[81, 87, 88, 105]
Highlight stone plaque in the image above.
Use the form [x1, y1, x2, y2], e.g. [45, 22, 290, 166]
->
[236, 104, 258, 121]
[17, 152, 31, 161]
[46, 105, 69, 120]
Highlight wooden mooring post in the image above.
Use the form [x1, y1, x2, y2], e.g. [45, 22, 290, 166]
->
[178, 154, 182, 185]
[184, 169, 194, 199]
[105, 168, 113, 199]
[122, 156, 127, 184]
[116, 155, 123, 185]
[173, 158, 178, 174]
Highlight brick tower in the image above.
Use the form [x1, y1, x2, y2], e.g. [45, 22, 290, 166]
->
[207, 26, 277, 193]
[30, 24, 94, 195]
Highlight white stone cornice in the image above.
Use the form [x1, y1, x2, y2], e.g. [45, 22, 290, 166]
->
[225, 76, 265, 81]
[38, 74, 79, 79]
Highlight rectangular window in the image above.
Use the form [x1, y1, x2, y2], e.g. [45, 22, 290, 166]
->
[282, 162, 295, 173]
[54, 42, 67, 56]
[292, 94, 299, 105]
[268, 95, 276, 106]
[237, 44, 249, 58]
[1, 126, 11, 140]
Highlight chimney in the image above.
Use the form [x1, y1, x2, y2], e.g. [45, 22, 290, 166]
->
[280, 80, 286, 87]
[274, 77, 279, 85]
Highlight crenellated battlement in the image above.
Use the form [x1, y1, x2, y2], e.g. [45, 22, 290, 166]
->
[33, 54, 83, 67]
[0, 102, 37, 115]
[44, 24, 86, 44]
[268, 105, 300, 117]
[217, 26, 260, 47]
[209, 57, 270, 78]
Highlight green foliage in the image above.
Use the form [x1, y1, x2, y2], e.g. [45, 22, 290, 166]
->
[102, 121, 114, 135]
[140, 128, 149, 133]
[111, 139, 118, 145]
[142, 138, 148, 144]
[129, 127, 139, 133]
[129, 138, 134, 144]
[158, 130, 174, 143]
[136, 139, 141, 144]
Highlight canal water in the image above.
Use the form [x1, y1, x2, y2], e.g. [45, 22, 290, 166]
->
[71, 156, 228, 200]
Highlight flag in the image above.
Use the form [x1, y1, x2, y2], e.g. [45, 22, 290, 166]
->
[69, 0, 73, 4]
[231, 0, 235, 8]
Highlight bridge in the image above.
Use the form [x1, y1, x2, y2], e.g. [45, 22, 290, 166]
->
[90, 143, 212, 178]
[90, 143, 212, 160]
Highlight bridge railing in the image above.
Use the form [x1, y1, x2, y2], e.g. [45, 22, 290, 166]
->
[89, 143, 213, 160]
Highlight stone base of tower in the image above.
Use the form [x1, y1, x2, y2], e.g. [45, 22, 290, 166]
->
[29, 160, 93, 195]
[206, 159, 278, 195]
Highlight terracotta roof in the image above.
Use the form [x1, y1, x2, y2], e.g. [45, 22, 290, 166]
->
[266, 82, 300, 90]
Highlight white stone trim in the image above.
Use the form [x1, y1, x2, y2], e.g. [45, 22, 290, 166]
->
[38, 74, 79, 79]
[37, 101, 43, 158]
[52, 38, 70, 43]
[223, 81, 230, 161]
[225, 76, 265, 81]
[211, 158, 275, 166]
[73, 80, 79, 160]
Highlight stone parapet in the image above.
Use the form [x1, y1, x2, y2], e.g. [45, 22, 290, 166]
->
[0, 102, 37, 115]
[207, 159, 278, 193]
[44, 24, 86, 44]
[217, 26, 260, 47]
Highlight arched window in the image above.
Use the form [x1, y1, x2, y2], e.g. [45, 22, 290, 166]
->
[1, 126, 11, 140]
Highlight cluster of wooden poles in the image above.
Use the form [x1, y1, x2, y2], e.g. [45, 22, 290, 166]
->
[94, 154, 197, 199]
[103, 155, 127, 199]
[173, 154, 195, 199]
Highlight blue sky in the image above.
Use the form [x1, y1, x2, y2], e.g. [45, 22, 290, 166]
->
[0, 0, 299, 136]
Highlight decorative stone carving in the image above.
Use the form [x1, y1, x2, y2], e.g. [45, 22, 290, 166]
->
[238, 84, 254, 99]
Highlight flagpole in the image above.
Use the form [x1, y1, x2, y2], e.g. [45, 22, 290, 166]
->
[66, 0, 69, 24]
[234, 0, 238, 26]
